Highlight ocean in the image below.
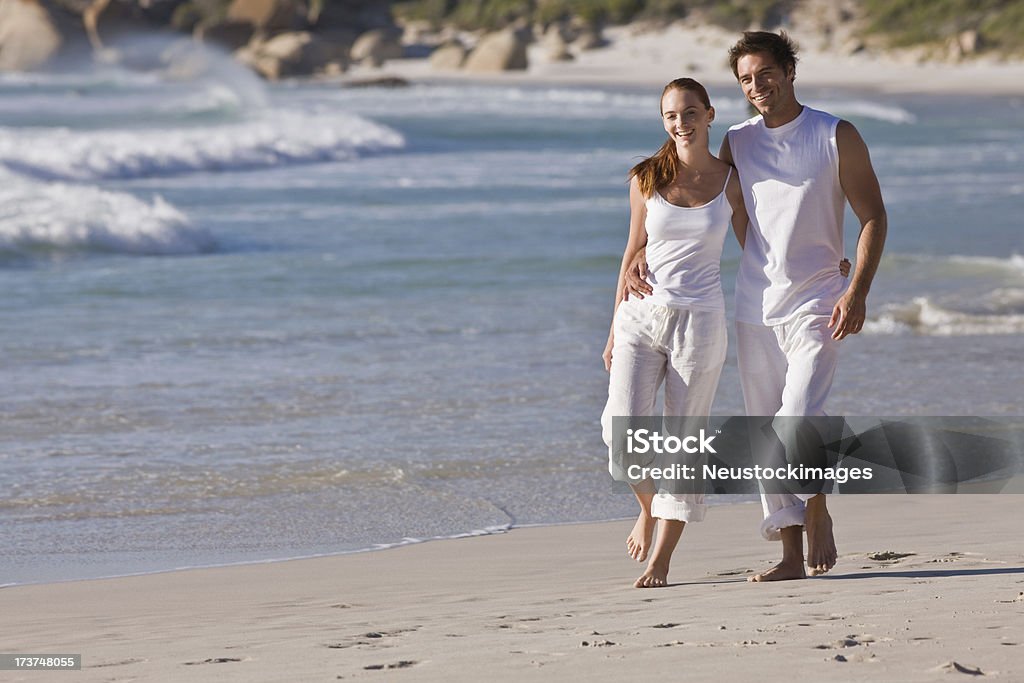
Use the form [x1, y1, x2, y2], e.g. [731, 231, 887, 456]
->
[1, 42, 1022, 585]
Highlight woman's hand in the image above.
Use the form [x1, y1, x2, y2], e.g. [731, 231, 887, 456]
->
[602, 332, 614, 372]
[840, 258, 851, 277]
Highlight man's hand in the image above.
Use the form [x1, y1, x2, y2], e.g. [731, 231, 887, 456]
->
[624, 247, 652, 300]
[602, 332, 614, 372]
[828, 289, 866, 340]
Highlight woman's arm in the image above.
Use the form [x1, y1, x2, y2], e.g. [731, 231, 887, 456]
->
[603, 176, 649, 371]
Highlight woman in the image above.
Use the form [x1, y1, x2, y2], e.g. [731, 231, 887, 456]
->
[601, 78, 848, 588]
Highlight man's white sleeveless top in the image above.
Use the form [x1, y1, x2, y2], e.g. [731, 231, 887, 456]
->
[643, 169, 731, 312]
[727, 106, 846, 325]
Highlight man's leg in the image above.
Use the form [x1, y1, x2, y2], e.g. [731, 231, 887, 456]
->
[777, 314, 841, 575]
[737, 321, 808, 581]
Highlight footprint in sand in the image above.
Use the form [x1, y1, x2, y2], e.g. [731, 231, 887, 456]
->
[326, 626, 421, 649]
[363, 661, 417, 670]
[86, 658, 145, 668]
[929, 552, 970, 563]
[866, 551, 915, 561]
[814, 637, 860, 649]
[930, 661, 984, 676]
[714, 568, 754, 576]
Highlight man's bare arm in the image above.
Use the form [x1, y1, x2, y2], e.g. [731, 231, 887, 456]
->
[829, 120, 887, 340]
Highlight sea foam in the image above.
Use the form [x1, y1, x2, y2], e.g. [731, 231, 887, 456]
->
[865, 293, 1024, 336]
[0, 173, 213, 257]
[0, 110, 405, 182]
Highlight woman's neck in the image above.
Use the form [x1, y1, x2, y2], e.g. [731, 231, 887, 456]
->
[673, 143, 715, 172]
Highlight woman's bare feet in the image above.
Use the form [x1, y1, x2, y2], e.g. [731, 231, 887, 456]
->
[634, 559, 670, 588]
[633, 518, 684, 587]
[626, 511, 656, 562]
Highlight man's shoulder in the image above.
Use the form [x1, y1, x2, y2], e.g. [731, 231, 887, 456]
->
[804, 106, 842, 127]
[726, 115, 764, 150]
[727, 114, 763, 135]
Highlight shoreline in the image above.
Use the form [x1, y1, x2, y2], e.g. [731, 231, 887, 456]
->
[4, 504, 764, 588]
[3, 496, 1021, 681]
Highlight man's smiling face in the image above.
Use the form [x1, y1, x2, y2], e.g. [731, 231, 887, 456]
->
[736, 51, 796, 118]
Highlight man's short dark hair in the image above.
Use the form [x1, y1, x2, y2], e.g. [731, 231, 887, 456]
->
[728, 31, 799, 80]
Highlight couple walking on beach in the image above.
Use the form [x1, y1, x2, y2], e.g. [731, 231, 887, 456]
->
[601, 31, 888, 587]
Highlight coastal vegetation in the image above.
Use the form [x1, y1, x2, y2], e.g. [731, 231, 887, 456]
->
[861, 0, 1024, 54]
[392, 0, 1024, 56]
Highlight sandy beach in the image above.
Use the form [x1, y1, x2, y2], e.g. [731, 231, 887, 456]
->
[3, 495, 1022, 681]
[352, 22, 1024, 96]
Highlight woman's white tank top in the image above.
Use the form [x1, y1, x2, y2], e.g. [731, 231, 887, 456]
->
[642, 169, 731, 311]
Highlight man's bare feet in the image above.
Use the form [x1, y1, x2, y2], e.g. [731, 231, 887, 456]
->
[805, 494, 837, 575]
[626, 512, 656, 562]
[634, 559, 670, 588]
[748, 558, 806, 582]
[749, 526, 806, 582]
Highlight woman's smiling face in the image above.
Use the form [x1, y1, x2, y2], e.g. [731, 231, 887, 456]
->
[661, 88, 714, 147]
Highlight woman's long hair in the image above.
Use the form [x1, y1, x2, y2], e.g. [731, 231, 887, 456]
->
[629, 78, 711, 198]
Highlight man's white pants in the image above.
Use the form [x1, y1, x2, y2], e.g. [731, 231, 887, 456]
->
[602, 298, 727, 522]
[736, 313, 840, 540]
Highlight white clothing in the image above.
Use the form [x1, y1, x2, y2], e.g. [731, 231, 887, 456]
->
[737, 315, 840, 540]
[729, 106, 850, 540]
[728, 107, 847, 326]
[603, 299, 727, 522]
[643, 169, 731, 312]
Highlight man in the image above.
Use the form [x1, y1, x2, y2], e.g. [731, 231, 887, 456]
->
[626, 31, 887, 581]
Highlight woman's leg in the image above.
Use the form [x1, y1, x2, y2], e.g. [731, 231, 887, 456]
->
[635, 307, 727, 587]
[635, 518, 685, 587]
[602, 299, 667, 562]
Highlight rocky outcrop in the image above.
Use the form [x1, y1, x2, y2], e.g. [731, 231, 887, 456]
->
[350, 28, 402, 67]
[463, 29, 528, 72]
[948, 29, 981, 60]
[0, 0, 61, 70]
[341, 75, 409, 88]
[226, 0, 300, 32]
[39, 0, 183, 50]
[312, 0, 391, 33]
[428, 39, 466, 69]
[234, 30, 348, 79]
[195, 19, 254, 50]
[572, 26, 605, 50]
[545, 34, 573, 61]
